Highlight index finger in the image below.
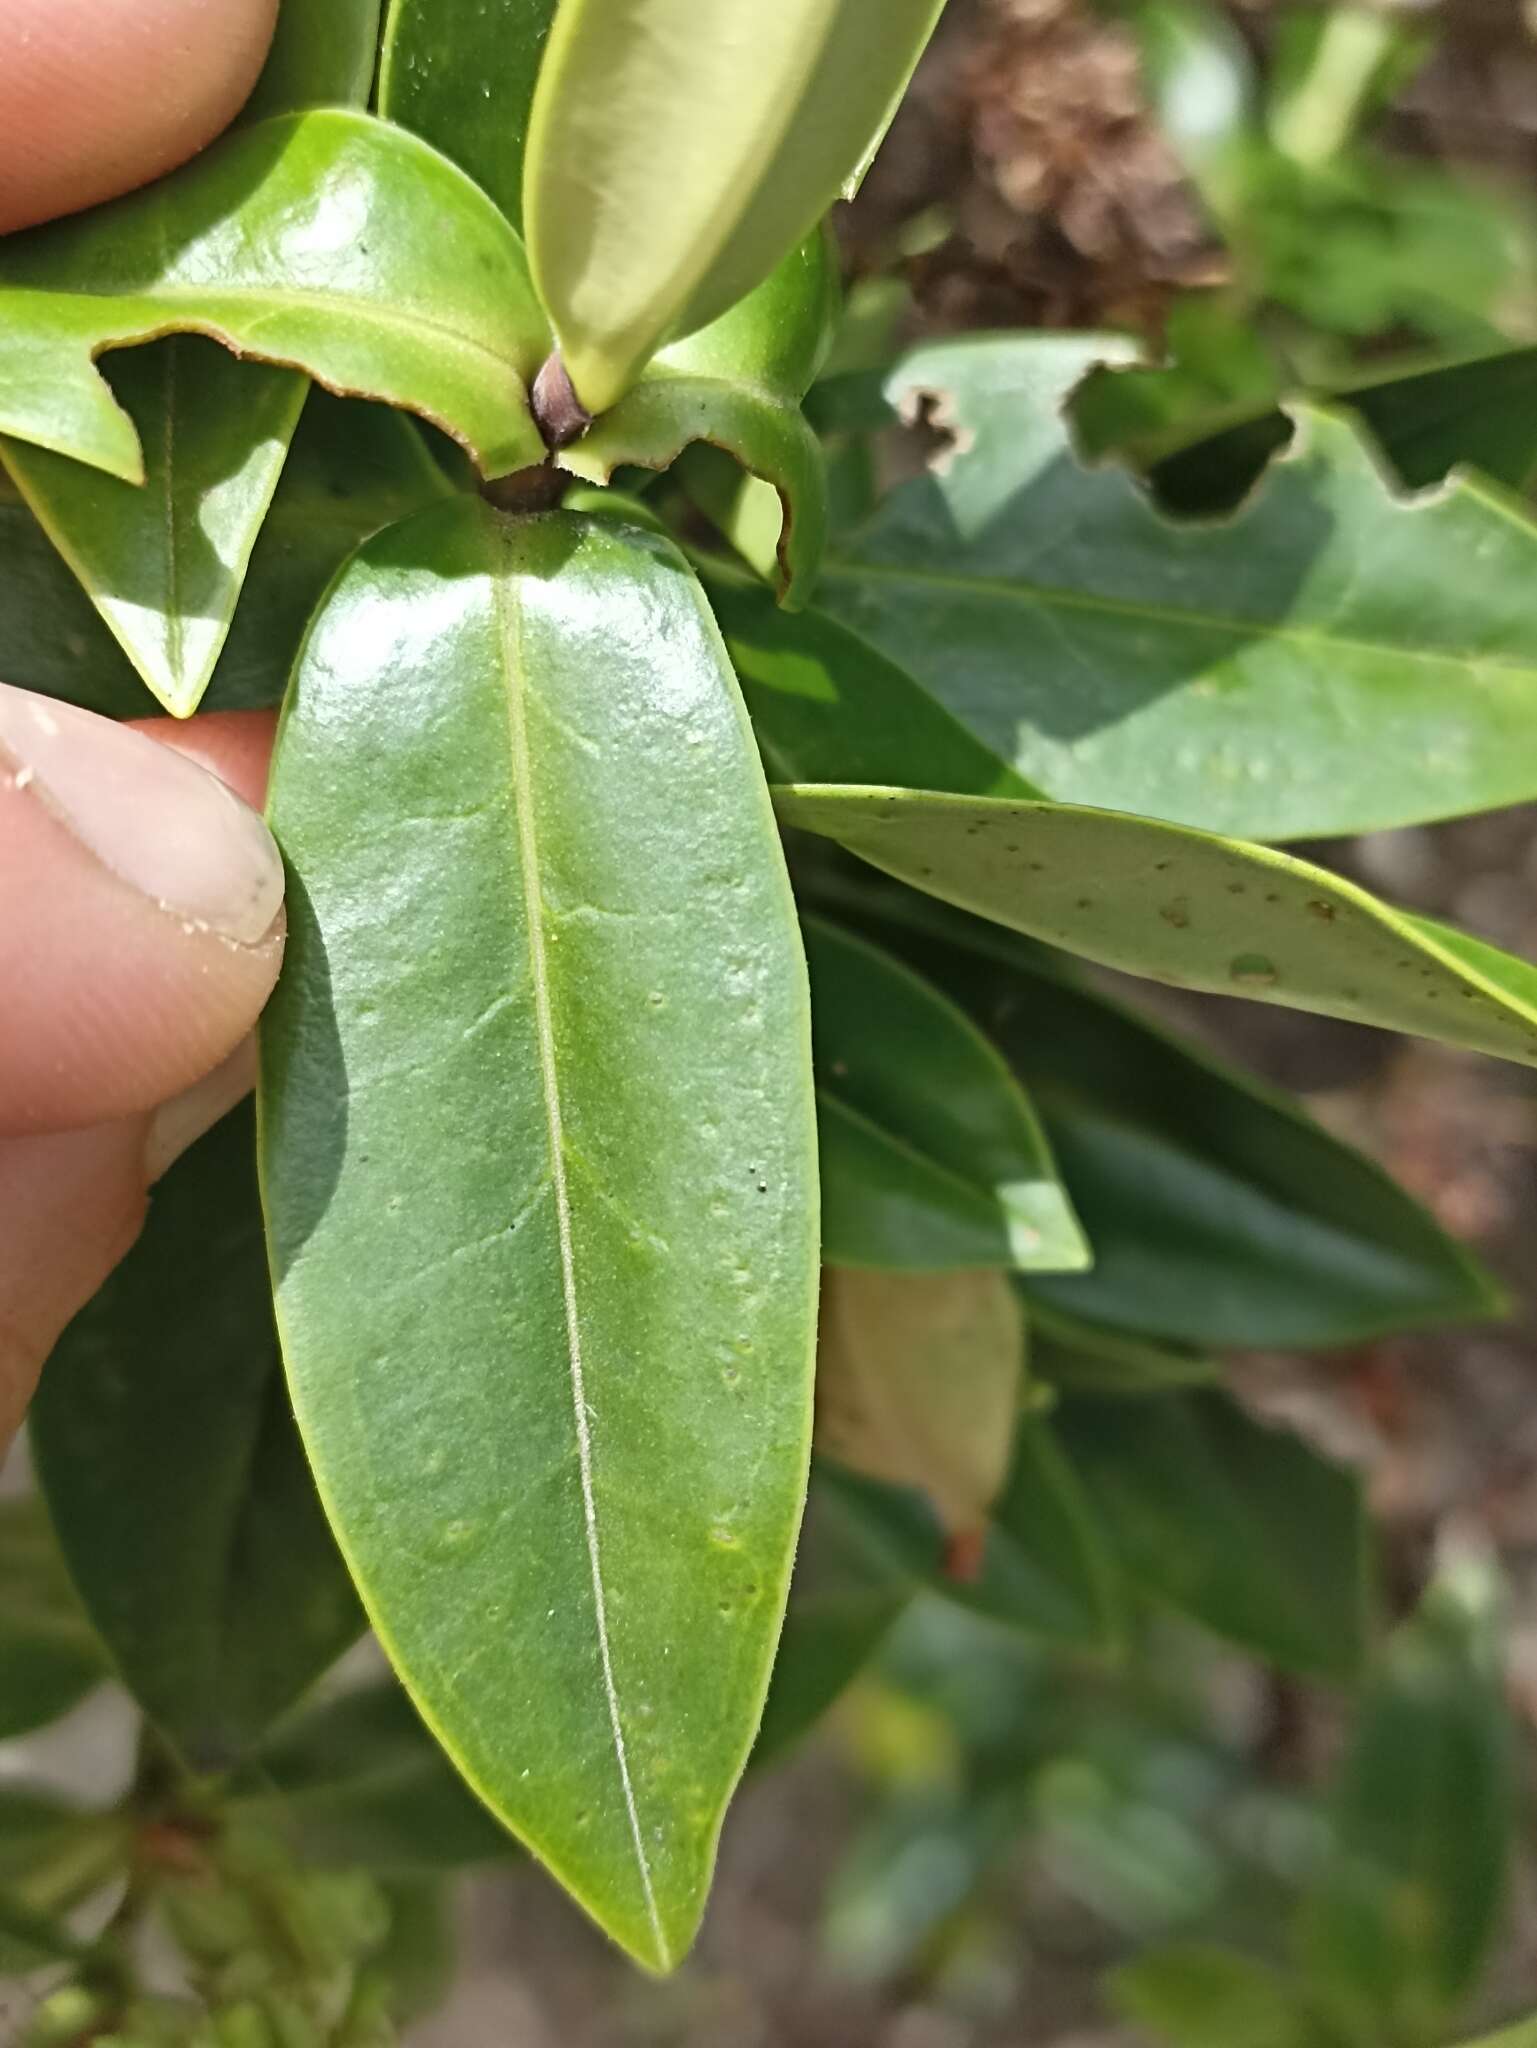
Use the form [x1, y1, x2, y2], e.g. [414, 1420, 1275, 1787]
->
[0, 0, 280, 233]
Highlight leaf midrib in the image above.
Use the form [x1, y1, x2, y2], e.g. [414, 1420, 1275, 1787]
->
[822, 557, 1537, 686]
[490, 544, 668, 1969]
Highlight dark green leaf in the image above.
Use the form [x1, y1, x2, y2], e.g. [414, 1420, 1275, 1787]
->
[2, 347, 306, 714]
[1028, 1303, 1218, 1397]
[559, 376, 828, 604]
[1054, 1390, 1370, 1678]
[233, 1685, 517, 1873]
[260, 503, 818, 1970]
[823, 1413, 1125, 1651]
[522, 0, 944, 410]
[378, 0, 556, 232]
[0, 112, 548, 482]
[753, 1485, 912, 1765]
[709, 561, 1031, 795]
[0, 1497, 104, 1738]
[372, 1878, 456, 2023]
[1296, 1559, 1514, 2039]
[1112, 1944, 1329, 2048]
[32, 1106, 362, 1765]
[247, 0, 384, 116]
[811, 879, 1500, 1346]
[807, 918, 1086, 1272]
[776, 785, 1537, 1072]
[816, 335, 1537, 840]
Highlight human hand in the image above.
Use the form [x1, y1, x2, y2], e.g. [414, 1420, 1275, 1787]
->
[0, 0, 284, 1452]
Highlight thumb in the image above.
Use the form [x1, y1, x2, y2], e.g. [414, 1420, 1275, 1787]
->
[0, 686, 285, 1137]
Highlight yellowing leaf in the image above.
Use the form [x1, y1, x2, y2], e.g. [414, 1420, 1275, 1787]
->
[816, 1266, 1024, 1539]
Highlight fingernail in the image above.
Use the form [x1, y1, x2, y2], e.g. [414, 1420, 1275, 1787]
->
[0, 684, 283, 944]
[144, 1040, 258, 1185]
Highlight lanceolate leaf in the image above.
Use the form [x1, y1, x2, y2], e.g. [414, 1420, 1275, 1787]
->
[32, 1107, 361, 1765]
[813, 880, 1500, 1346]
[2, 346, 306, 715]
[1053, 1390, 1371, 1678]
[807, 918, 1087, 1272]
[0, 1497, 104, 1738]
[260, 503, 818, 1970]
[777, 786, 1537, 1071]
[816, 1266, 1025, 1536]
[522, 0, 945, 411]
[0, 393, 450, 720]
[246, 0, 384, 117]
[1296, 1559, 1514, 2039]
[379, 0, 561, 233]
[815, 334, 1537, 841]
[0, 112, 548, 482]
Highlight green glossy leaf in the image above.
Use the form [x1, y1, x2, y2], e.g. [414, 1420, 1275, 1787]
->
[1028, 1303, 1218, 1396]
[709, 561, 1030, 795]
[32, 1106, 362, 1766]
[1, 346, 306, 715]
[652, 231, 840, 405]
[817, 1266, 1024, 1537]
[813, 878, 1500, 1346]
[753, 1484, 912, 1764]
[0, 1497, 104, 1738]
[777, 785, 1537, 1072]
[523, 0, 945, 411]
[0, 392, 450, 720]
[816, 334, 1537, 840]
[260, 502, 818, 1971]
[379, 0, 557, 232]
[1296, 1558, 1514, 2039]
[0, 112, 548, 483]
[247, 0, 384, 116]
[1112, 1944, 1328, 2048]
[1054, 1390, 1370, 1677]
[233, 1686, 518, 1873]
[559, 377, 827, 604]
[807, 918, 1085, 1273]
[823, 1414, 1124, 1649]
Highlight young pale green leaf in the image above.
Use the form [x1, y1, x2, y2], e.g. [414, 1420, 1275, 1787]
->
[753, 1484, 913, 1764]
[522, 0, 945, 412]
[816, 1266, 1025, 1540]
[379, 0, 562, 232]
[246, 0, 384, 116]
[559, 378, 828, 604]
[0, 1498, 104, 1739]
[651, 232, 840, 404]
[232, 1686, 518, 1873]
[0, 393, 450, 720]
[1296, 1557, 1514, 2040]
[819, 880, 1500, 1346]
[1112, 1944, 1330, 2048]
[1, 346, 306, 715]
[0, 112, 548, 482]
[1028, 1303, 1218, 1397]
[1054, 1390, 1371, 1678]
[777, 786, 1537, 1071]
[31, 1107, 362, 1766]
[807, 918, 1086, 1273]
[260, 503, 818, 1972]
[1454, 2019, 1537, 2048]
[823, 1416, 1124, 1649]
[816, 334, 1537, 840]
